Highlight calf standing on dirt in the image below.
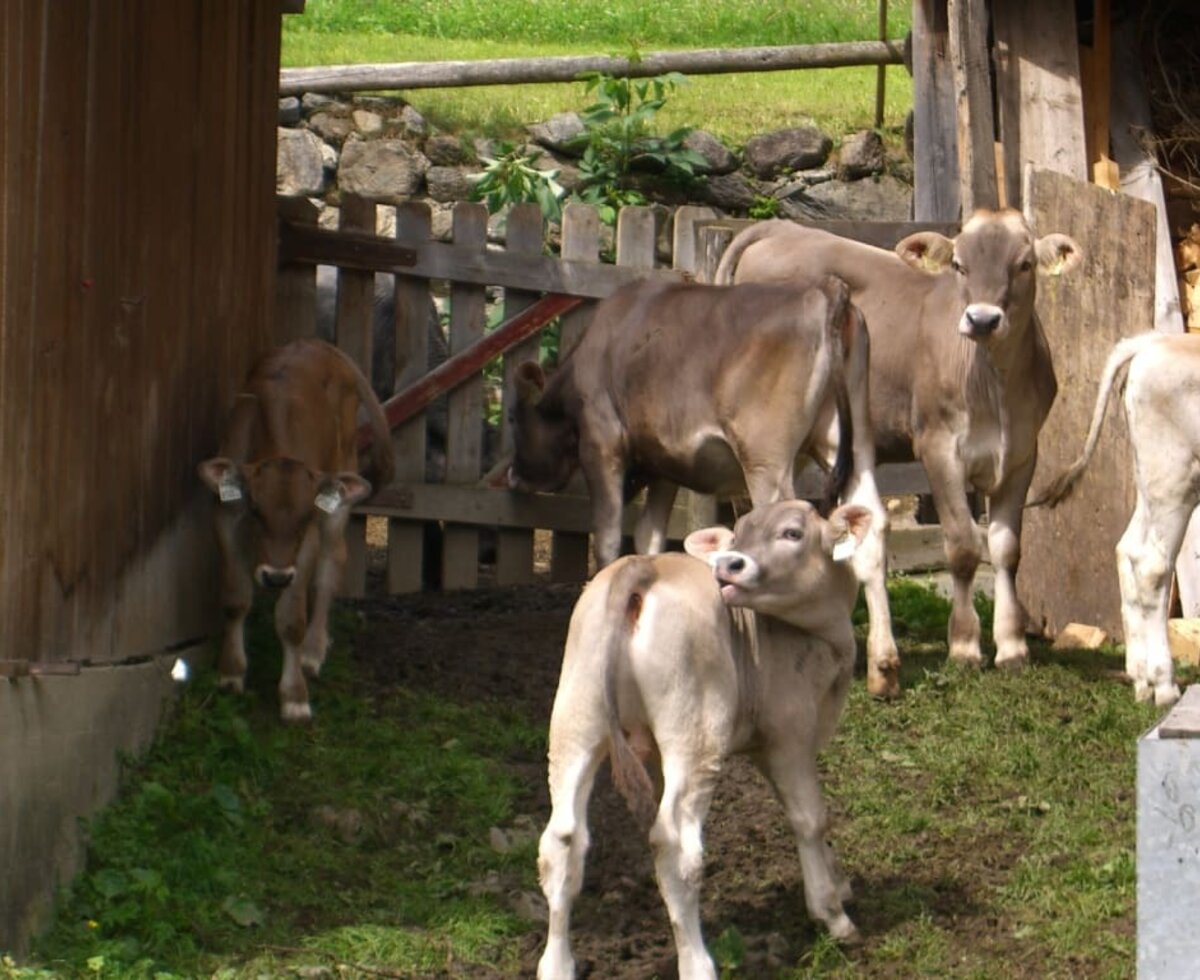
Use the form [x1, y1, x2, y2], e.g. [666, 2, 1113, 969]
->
[198, 338, 394, 722]
[537, 499, 872, 980]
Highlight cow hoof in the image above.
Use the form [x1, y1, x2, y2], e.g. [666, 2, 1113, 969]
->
[1153, 683, 1182, 708]
[993, 644, 1029, 672]
[947, 643, 984, 669]
[280, 701, 313, 724]
[217, 675, 245, 694]
[828, 916, 862, 946]
[867, 667, 901, 700]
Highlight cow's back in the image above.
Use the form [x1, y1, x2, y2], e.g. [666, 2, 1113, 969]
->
[231, 339, 363, 472]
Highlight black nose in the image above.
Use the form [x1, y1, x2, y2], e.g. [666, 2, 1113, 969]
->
[966, 309, 1002, 334]
[725, 556, 745, 574]
[259, 568, 295, 589]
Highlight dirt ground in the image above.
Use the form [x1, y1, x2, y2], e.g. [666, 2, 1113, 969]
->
[347, 568, 1043, 980]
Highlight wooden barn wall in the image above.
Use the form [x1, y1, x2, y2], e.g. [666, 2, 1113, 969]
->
[0, 0, 280, 666]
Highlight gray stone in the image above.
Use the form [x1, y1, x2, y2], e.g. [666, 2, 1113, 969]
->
[320, 142, 338, 173]
[337, 140, 429, 203]
[527, 112, 586, 155]
[301, 92, 338, 113]
[803, 174, 912, 221]
[308, 110, 354, 144]
[278, 96, 301, 127]
[352, 109, 384, 136]
[276, 127, 327, 197]
[426, 165, 472, 203]
[700, 172, 759, 212]
[837, 129, 886, 180]
[398, 104, 427, 137]
[425, 134, 467, 166]
[744, 126, 833, 178]
[683, 129, 738, 175]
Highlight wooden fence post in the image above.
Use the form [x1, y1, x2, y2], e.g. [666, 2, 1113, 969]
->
[441, 203, 488, 590]
[947, 0, 998, 213]
[549, 203, 600, 582]
[337, 195, 376, 597]
[494, 204, 545, 586]
[911, 0, 961, 221]
[387, 203, 433, 594]
[275, 197, 318, 344]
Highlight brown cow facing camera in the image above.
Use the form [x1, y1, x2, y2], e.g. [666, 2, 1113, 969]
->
[199, 338, 394, 722]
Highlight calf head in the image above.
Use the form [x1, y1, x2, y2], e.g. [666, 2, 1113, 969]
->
[896, 209, 1081, 344]
[506, 362, 578, 492]
[199, 456, 371, 588]
[685, 500, 872, 635]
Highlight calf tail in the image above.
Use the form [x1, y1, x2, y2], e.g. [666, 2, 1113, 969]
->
[1028, 333, 1158, 508]
[603, 558, 659, 827]
[712, 219, 791, 285]
[820, 275, 855, 515]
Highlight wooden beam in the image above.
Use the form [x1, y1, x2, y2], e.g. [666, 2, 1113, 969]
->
[875, 0, 890, 128]
[279, 41, 906, 96]
[948, 0, 998, 212]
[911, 0, 961, 221]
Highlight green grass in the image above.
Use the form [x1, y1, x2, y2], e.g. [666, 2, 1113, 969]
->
[12, 578, 1192, 979]
[281, 1, 913, 144]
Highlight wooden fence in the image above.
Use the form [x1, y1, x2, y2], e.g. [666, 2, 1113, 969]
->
[276, 198, 948, 595]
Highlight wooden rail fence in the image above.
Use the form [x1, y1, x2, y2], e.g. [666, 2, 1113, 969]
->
[276, 197, 954, 596]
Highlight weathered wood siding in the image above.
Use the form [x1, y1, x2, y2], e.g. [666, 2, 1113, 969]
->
[0, 1, 281, 665]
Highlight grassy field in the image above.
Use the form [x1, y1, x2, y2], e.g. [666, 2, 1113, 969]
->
[9, 579, 1188, 979]
[281, 0, 914, 144]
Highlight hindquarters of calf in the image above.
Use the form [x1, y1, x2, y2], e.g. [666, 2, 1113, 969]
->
[198, 338, 394, 722]
[537, 500, 871, 980]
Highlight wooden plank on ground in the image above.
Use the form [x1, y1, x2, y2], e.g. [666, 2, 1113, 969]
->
[1021, 168, 1156, 639]
[337, 197, 375, 598]
[911, 0, 961, 221]
[992, 0, 1088, 210]
[386, 203, 432, 594]
[495, 204, 543, 586]
[549, 204, 599, 582]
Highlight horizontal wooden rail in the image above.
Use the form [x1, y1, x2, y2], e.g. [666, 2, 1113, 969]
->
[279, 220, 686, 299]
[358, 293, 583, 449]
[280, 41, 906, 96]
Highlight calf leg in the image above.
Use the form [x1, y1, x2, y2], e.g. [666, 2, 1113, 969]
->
[302, 532, 347, 678]
[986, 457, 1036, 670]
[760, 743, 859, 943]
[538, 746, 605, 980]
[1116, 491, 1188, 706]
[920, 444, 983, 667]
[274, 581, 312, 723]
[845, 468, 899, 697]
[650, 754, 721, 980]
[634, 479, 679, 556]
[214, 514, 252, 693]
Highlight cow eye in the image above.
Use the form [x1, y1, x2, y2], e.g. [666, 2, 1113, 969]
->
[782, 526, 804, 542]
[1017, 259, 1033, 273]
[951, 259, 966, 275]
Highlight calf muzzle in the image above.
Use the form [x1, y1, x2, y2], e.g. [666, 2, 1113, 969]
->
[256, 565, 296, 589]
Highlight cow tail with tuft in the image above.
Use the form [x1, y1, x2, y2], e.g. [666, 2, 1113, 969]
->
[820, 275, 855, 515]
[1028, 333, 1159, 508]
[712, 219, 791, 285]
[602, 558, 659, 828]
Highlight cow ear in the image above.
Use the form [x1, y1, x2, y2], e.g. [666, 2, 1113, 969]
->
[684, 525, 735, 560]
[896, 232, 955, 274]
[823, 504, 872, 559]
[314, 473, 373, 515]
[198, 457, 245, 504]
[515, 361, 546, 405]
[1034, 233, 1082, 277]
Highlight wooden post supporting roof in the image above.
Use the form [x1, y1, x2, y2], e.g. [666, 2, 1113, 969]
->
[911, 0, 961, 221]
[947, 0, 998, 212]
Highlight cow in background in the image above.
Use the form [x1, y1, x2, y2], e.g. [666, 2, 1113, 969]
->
[716, 210, 1082, 695]
[198, 338, 394, 721]
[506, 275, 897, 672]
[1032, 332, 1200, 707]
[536, 500, 872, 980]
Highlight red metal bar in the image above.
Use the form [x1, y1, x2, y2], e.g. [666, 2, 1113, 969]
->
[357, 291, 583, 450]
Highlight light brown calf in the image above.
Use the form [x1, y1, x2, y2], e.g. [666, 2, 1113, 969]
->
[198, 338, 394, 721]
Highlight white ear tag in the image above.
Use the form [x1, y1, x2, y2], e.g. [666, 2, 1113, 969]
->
[218, 479, 243, 503]
[315, 488, 342, 514]
[832, 534, 857, 563]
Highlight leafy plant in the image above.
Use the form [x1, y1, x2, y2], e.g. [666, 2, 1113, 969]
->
[570, 69, 707, 224]
[748, 194, 782, 219]
[468, 142, 566, 223]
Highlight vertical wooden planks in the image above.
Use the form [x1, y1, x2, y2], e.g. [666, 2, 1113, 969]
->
[947, 0, 998, 213]
[992, 0, 1087, 210]
[548, 203, 598, 582]
[442, 202, 488, 589]
[911, 0, 961, 222]
[1021, 169, 1155, 638]
[387, 203, 432, 594]
[494, 204, 543, 586]
[336, 196, 376, 597]
[275, 197, 320, 344]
